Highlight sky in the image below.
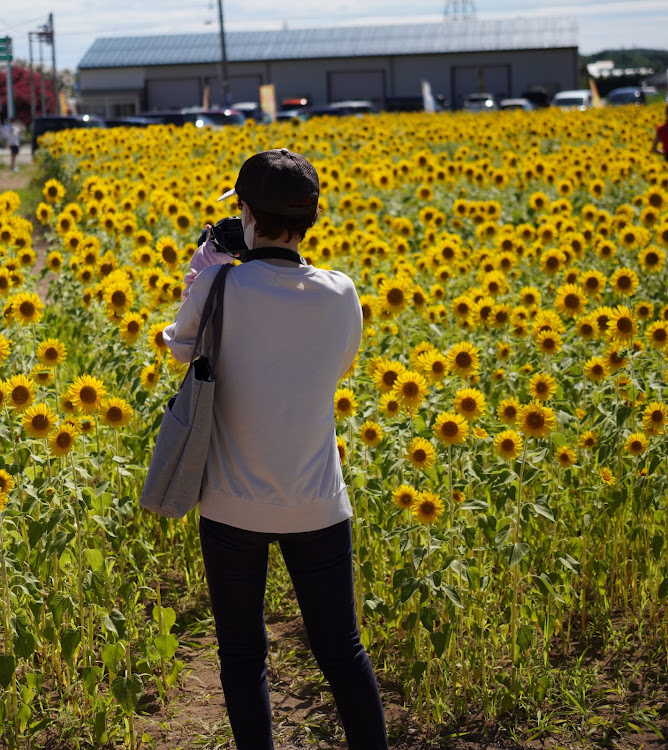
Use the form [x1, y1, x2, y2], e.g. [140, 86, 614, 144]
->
[2, 0, 668, 72]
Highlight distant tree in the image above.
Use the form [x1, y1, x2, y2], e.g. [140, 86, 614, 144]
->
[0, 65, 56, 125]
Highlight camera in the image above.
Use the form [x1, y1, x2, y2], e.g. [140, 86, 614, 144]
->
[197, 217, 247, 256]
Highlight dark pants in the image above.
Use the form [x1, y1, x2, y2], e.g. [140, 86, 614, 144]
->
[199, 516, 388, 750]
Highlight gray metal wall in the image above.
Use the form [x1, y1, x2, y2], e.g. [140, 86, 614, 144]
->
[78, 47, 578, 115]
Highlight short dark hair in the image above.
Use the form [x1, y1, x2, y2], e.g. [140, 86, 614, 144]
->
[238, 200, 319, 243]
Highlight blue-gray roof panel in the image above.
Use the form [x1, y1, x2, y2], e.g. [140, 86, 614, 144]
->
[78, 17, 578, 69]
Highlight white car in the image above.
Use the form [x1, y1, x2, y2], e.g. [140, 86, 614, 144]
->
[551, 90, 593, 111]
[463, 93, 497, 112]
[499, 98, 535, 111]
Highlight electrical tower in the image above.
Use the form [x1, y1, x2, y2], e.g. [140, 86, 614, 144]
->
[444, 1, 476, 21]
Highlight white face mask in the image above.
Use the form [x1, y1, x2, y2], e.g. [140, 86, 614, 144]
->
[241, 204, 255, 250]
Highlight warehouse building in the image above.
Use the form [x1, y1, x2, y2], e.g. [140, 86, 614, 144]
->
[76, 16, 578, 117]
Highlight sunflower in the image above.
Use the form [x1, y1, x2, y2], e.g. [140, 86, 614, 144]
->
[118, 312, 143, 345]
[554, 283, 587, 318]
[446, 342, 480, 378]
[610, 267, 639, 297]
[42, 179, 65, 204]
[494, 429, 523, 460]
[140, 362, 161, 390]
[334, 387, 357, 419]
[104, 279, 134, 313]
[606, 306, 638, 345]
[147, 322, 170, 356]
[392, 484, 418, 510]
[599, 467, 615, 486]
[36, 338, 67, 367]
[11, 292, 43, 326]
[579, 269, 607, 297]
[583, 356, 607, 382]
[0, 332, 10, 363]
[156, 236, 180, 270]
[0, 268, 11, 296]
[336, 435, 346, 464]
[453, 387, 487, 422]
[6, 374, 35, 411]
[99, 397, 133, 430]
[646, 321, 668, 350]
[68, 375, 107, 414]
[48, 423, 79, 457]
[579, 430, 598, 449]
[638, 246, 665, 273]
[625, 432, 648, 456]
[0, 469, 15, 502]
[359, 294, 376, 326]
[406, 437, 437, 471]
[641, 402, 668, 435]
[418, 350, 449, 383]
[36, 202, 53, 224]
[393, 371, 428, 411]
[379, 392, 401, 418]
[22, 402, 58, 439]
[373, 359, 406, 393]
[555, 446, 576, 468]
[411, 491, 444, 525]
[516, 401, 557, 439]
[604, 347, 628, 373]
[496, 397, 521, 425]
[433, 411, 469, 446]
[529, 372, 557, 401]
[360, 420, 383, 448]
[535, 330, 563, 356]
[378, 277, 410, 316]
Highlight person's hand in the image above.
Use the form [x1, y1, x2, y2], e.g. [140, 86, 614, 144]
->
[182, 225, 234, 300]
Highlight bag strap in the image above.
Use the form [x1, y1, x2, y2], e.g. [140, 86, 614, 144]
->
[190, 264, 233, 366]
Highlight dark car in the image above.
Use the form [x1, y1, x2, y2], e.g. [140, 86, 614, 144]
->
[31, 114, 105, 153]
[180, 108, 245, 126]
[139, 110, 221, 127]
[384, 96, 447, 112]
[104, 116, 158, 128]
[607, 87, 646, 106]
[310, 100, 378, 118]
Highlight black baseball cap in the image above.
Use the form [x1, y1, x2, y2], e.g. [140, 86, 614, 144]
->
[217, 148, 319, 217]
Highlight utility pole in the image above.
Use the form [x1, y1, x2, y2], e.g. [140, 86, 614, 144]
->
[0, 37, 13, 119]
[217, 0, 231, 108]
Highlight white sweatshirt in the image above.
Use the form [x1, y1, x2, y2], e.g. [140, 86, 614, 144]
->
[163, 260, 362, 533]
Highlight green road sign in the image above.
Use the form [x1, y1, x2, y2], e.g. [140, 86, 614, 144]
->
[0, 36, 13, 62]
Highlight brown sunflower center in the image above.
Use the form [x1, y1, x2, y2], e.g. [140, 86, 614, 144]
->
[646, 252, 659, 266]
[79, 386, 97, 404]
[442, 421, 458, 437]
[413, 449, 427, 462]
[56, 432, 73, 449]
[651, 410, 664, 423]
[503, 406, 517, 419]
[387, 289, 404, 306]
[616, 317, 633, 334]
[592, 364, 604, 376]
[19, 301, 35, 317]
[501, 438, 515, 452]
[107, 406, 123, 423]
[653, 328, 667, 342]
[527, 412, 545, 429]
[12, 386, 29, 405]
[162, 246, 178, 264]
[127, 321, 139, 334]
[32, 414, 49, 430]
[617, 275, 632, 289]
[461, 397, 477, 412]
[455, 352, 472, 369]
[564, 294, 580, 309]
[382, 371, 398, 387]
[111, 291, 127, 307]
[337, 398, 351, 412]
[421, 501, 435, 515]
[154, 331, 165, 348]
[402, 382, 419, 398]
[432, 361, 444, 374]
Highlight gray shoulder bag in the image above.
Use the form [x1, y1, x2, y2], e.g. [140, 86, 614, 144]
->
[140, 264, 232, 518]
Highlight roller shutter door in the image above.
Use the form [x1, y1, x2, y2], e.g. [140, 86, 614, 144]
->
[327, 70, 385, 105]
[146, 78, 200, 110]
[206, 75, 263, 106]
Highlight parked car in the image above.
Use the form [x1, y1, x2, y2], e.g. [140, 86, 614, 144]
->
[32, 114, 105, 153]
[280, 97, 310, 111]
[499, 98, 535, 112]
[275, 109, 311, 122]
[104, 116, 157, 128]
[607, 87, 646, 106]
[139, 110, 222, 128]
[180, 107, 245, 126]
[551, 90, 592, 110]
[231, 102, 269, 123]
[310, 100, 378, 118]
[384, 96, 448, 112]
[462, 93, 497, 112]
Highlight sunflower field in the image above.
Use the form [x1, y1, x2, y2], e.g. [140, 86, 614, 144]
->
[1, 103, 668, 749]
